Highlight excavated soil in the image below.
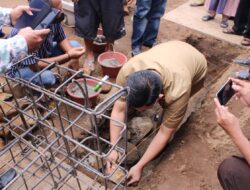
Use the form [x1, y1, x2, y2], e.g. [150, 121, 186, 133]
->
[1, 0, 250, 190]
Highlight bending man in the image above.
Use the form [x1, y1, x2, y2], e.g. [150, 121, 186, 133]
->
[108, 40, 207, 185]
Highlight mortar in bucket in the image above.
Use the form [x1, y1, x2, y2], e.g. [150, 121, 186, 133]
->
[66, 78, 102, 107]
[98, 51, 127, 78]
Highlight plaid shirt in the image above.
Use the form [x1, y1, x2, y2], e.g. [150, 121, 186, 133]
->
[0, 8, 28, 73]
[7, 23, 66, 77]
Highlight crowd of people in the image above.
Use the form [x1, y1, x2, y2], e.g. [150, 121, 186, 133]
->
[191, 0, 250, 46]
[0, 0, 249, 189]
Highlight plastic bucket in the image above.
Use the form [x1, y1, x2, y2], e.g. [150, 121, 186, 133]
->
[66, 78, 101, 107]
[98, 51, 127, 78]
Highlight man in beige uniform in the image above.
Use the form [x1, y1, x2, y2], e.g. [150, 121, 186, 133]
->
[107, 41, 207, 185]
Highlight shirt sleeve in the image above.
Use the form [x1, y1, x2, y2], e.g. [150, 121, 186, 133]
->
[0, 35, 28, 73]
[162, 92, 190, 129]
[0, 7, 12, 26]
[54, 24, 66, 43]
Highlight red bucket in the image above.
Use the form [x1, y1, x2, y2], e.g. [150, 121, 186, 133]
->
[66, 78, 101, 107]
[98, 51, 127, 78]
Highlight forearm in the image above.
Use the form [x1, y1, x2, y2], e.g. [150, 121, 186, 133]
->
[136, 127, 174, 169]
[0, 35, 28, 72]
[38, 54, 69, 69]
[0, 8, 12, 26]
[110, 101, 126, 145]
[231, 131, 250, 164]
[110, 112, 125, 145]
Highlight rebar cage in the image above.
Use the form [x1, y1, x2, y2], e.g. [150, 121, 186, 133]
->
[0, 56, 129, 190]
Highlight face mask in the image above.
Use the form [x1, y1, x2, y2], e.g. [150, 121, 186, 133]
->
[53, 12, 65, 24]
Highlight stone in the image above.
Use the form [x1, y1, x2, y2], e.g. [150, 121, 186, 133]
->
[118, 140, 140, 165]
[0, 93, 12, 101]
[101, 82, 112, 94]
[128, 117, 154, 145]
[0, 137, 4, 148]
[3, 82, 26, 99]
[0, 123, 10, 137]
[10, 109, 37, 135]
[109, 166, 126, 184]
[96, 77, 112, 94]
[0, 102, 17, 121]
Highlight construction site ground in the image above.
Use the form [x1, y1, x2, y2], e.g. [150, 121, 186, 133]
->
[1, 0, 250, 189]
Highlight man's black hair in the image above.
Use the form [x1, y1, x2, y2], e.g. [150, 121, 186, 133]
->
[126, 70, 163, 108]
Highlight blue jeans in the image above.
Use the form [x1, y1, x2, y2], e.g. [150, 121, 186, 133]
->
[131, 0, 167, 53]
[15, 40, 81, 86]
[15, 68, 56, 86]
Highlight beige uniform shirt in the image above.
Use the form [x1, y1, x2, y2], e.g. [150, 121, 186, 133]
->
[116, 41, 207, 129]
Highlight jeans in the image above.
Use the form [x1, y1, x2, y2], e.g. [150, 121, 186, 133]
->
[131, 0, 167, 53]
[15, 40, 81, 86]
[15, 68, 56, 86]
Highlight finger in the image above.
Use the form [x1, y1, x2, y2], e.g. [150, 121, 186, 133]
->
[214, 98, 222, 108]
[230, 77, 245, 87]
[34, 29, 50, 36]
[127, 177, 138, 186]
[24, 6, 33, 15]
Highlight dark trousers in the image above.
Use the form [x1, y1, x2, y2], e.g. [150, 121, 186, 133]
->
[233, 0, 250, 38]
[217, 156, 250, 190]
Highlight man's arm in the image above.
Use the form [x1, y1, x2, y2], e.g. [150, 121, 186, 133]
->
[0, 35, 28, 72]
[0, 7, 12, 26]
[106, 99, 126, 173]
[128, 93, 190, 185]
[128, 125, 175, 185]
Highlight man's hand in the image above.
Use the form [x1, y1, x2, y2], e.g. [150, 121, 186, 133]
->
[10, 6, 33, 25]
[127, 164, 142, 186]
[68, 47, 85, 59]
[231, 77, 250, 107]
[68, 58, 80, 71]
[105, 150, 119, 174]
[18, 27, 50, 52]
[214, 98, 242, 137]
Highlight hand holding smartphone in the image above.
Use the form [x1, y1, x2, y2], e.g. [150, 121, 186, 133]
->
[216, 79, 235, 105]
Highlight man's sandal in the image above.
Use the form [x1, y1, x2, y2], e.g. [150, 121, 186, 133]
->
[202, 15, 215, 21]
[223, 28, 243, 35]
[241, 38, 250, 46]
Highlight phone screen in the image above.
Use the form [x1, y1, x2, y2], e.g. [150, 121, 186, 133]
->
[216, 79, 235, 105]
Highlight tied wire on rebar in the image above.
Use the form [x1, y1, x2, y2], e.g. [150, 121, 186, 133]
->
[0, 55, 129, 190]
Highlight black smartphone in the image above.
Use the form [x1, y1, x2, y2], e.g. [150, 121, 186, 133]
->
[216, 79, 235, 105]
[14, 0, 59, 30]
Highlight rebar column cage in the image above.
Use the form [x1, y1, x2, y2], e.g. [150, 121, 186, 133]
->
[0, 56, 129, 190]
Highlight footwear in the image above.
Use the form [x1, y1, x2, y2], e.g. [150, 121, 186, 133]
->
[131, 48, 141, 57]
[233, 58, 250, 66]
[234, 69, 250, 80]
[190, 2, 204, 7]
[241, 38, 250, 46]
[223, 28, 243, 35]
[202, 15, 215, 21]
[84, 59, 95, 71]
[220, 20, 228, 28]
[0, 169, 17, 189]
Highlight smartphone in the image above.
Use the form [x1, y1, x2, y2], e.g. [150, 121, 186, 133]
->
[216, 79, 235, 105]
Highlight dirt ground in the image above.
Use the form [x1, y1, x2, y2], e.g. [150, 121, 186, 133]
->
[1, 0, 250, 190]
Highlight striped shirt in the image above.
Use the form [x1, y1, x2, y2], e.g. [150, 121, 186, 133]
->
[7, 23, 66, 77]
